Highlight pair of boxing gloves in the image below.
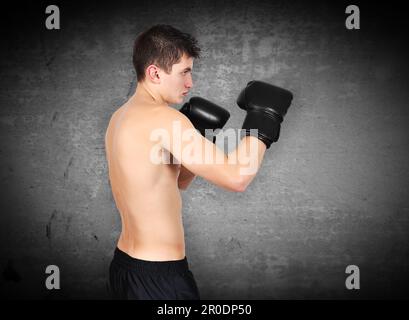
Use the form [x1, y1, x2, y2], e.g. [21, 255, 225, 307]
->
[180, 80, 293, 149]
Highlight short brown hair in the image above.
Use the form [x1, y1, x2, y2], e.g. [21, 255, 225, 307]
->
[133, 24, 201, 82]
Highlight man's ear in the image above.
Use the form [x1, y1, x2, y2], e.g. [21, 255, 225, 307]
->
[146, 64, 161, 83]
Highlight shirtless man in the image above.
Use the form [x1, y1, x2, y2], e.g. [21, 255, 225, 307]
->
[105, 25, 293, 300]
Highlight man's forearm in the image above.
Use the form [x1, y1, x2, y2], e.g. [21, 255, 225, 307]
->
[227, 135, 266, 190]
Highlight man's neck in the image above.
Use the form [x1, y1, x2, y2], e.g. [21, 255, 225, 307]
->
[132, 81, 167, 106]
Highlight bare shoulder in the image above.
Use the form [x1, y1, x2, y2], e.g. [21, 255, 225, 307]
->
[110, 102, 192, 137]
[154, 105, 191, 127]
[153, 105, 184, 120]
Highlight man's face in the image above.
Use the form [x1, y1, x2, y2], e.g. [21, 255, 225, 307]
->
[160, 53, 194, 105]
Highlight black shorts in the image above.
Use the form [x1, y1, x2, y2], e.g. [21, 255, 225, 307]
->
[109, 247, 200, 300]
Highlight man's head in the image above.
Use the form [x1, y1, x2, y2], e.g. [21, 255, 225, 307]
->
[133, 24, 201, 104]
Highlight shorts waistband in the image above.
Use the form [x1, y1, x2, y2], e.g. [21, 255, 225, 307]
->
[112, 247, 190, 275]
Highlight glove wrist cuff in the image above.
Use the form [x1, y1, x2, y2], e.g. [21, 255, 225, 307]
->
[242, 111, 281, 148]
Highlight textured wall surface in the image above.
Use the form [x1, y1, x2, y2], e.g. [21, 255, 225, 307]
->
[0, 0, 408, 299]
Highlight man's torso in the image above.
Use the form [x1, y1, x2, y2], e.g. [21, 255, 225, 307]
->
[105, 99, 185, 261]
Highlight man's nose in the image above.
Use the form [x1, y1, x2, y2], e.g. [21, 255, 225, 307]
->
[185, 75, 193, 89]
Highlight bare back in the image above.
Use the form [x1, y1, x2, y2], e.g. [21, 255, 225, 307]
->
[105, 99, 185, 261]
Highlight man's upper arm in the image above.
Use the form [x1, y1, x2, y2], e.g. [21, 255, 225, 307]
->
[155, 108, 243, 192]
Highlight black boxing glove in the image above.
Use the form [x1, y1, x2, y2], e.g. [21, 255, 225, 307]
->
[180, 96, 230, 143]
[237, 80, 293, 148]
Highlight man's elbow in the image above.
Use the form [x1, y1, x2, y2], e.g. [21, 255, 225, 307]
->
[229, 176, 249, 193]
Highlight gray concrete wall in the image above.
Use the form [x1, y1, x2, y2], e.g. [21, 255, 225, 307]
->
[0, 0, 408, 299]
